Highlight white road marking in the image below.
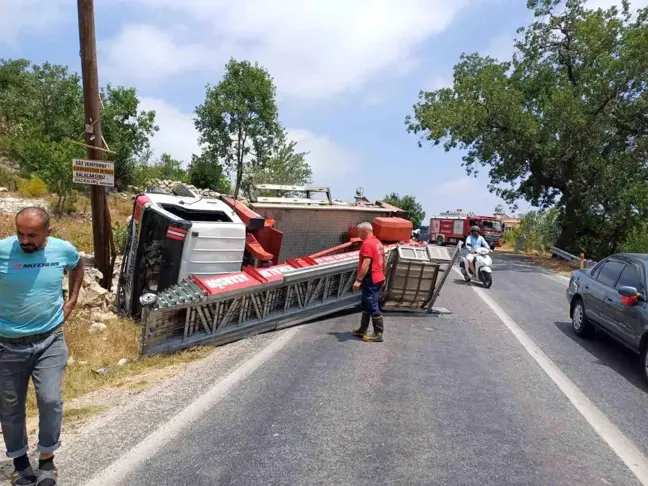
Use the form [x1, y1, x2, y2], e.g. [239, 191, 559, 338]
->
[81, 326, 302, 486]
[452, 266, 648, 485]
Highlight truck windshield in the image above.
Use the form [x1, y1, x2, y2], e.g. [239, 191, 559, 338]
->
[481, 220, 502, 231]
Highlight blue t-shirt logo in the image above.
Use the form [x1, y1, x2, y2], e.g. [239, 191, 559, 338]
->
[0, 236, 80, 338]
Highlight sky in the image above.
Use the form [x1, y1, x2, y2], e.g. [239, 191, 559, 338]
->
[1, 0, 645, 220]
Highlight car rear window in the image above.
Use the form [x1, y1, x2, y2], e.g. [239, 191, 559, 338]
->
[596, 261, 626, 288]
[615, 264, 642, 291]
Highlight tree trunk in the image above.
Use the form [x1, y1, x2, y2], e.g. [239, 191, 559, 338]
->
[555, 199, 579, 253]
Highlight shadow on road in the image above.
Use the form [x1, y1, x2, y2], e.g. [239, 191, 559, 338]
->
[553, 321, 647, 393]
[327, 331, 359, 343]
[311, 307, 358, 324]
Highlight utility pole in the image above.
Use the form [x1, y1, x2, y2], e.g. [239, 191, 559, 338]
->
[77, 0, 111, 289]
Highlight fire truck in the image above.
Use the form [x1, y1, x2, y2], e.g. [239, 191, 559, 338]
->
[429, 211, 504, 250]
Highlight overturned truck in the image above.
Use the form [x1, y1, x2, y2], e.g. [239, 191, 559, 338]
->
[115, 184, 459, 355]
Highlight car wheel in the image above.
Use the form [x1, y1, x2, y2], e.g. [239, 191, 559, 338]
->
[641, 343, 648, 386]
[572, 299, 593, 337]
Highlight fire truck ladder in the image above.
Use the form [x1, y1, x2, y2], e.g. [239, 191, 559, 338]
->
[138, 242, 459, 356]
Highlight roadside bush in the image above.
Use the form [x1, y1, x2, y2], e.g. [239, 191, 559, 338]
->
[621, 226, 648, 254]
[511, 209, 559, 254]
[113, 221, 129, 255]
[17, 175, 49, 198]
[0, 166, 18, 190]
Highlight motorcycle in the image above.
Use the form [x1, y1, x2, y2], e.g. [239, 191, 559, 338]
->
[459, 244, 493, 289]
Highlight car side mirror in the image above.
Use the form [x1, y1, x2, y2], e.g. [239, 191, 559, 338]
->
[618, 286, 639, 297]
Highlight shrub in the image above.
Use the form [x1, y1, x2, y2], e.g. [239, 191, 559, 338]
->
[0, 166, 17, 191]
[17, 175, 49, 198]
[621, 226, 648, 254]
[113, 221, 129, 255]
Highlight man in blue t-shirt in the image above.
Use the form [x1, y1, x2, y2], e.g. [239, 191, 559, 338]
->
[0, 207, 84, 486]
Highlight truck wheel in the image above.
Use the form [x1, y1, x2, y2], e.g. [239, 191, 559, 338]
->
[172, 184, 196, 197]
[571, 299, 593, 337]
[436, 236, 444, 246]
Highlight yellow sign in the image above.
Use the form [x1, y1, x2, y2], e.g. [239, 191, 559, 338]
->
[72, 159, 115, 187]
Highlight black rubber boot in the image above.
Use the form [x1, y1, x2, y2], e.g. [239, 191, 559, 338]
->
[363, 316, 384, 342]
[352, 312, 370, 337]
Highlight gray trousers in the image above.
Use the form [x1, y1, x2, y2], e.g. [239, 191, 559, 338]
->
[0, 331, 67, 458]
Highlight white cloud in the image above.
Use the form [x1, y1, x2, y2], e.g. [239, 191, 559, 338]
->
[138, 98, 358, 185]
[100, 25, 208, 82]
[139, 98, 200, 164]
[288, 129, 360, 185]
[0, 0, 72, 44]
[587, 0, 648, 10]
[432, 176, 478, 197]
[101, 0, 484, 99]
[427, 75, 453, 90]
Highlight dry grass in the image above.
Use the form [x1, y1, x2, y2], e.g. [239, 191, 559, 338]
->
[497, 244, 577, 276]
[0, 192, 211, 422]
[25, 311, 211, 420]
[0, 194, 133, 253]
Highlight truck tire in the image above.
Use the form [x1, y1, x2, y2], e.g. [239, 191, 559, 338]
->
[146, 185, 168, 194]
[172, 184, 196, 197]
[436, 236, 444, 246]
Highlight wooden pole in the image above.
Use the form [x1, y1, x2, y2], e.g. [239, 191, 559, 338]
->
[77, 0, 110, 289]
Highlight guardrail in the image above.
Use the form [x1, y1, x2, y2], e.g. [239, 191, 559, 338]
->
[549, 246, 597, 269]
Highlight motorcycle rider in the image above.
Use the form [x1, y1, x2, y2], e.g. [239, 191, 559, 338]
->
[465, 225, 489, 277]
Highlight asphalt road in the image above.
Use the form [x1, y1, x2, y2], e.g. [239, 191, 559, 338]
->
[51, 251, 648, 485]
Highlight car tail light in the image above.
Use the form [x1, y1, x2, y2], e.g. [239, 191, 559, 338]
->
[622, 295, 639, 306]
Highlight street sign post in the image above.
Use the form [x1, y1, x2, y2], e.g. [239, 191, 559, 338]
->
[72, 158, 115, 187]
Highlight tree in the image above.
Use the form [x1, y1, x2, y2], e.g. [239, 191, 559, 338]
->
[494, 204, 505, 216]
[243, 129, 312, 194]
[188, 153, 231, 194]
[156, 153, 186, 181]
[406, 0, 648, 259]
[100, 85, 158, 189]
[382, 193, 426, 228]
[194, 58, 282, 199]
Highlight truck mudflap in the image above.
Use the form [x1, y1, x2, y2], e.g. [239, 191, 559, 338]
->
[137, 242, 459, 356]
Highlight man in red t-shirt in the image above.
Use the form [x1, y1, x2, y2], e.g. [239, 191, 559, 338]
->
[352, 222, 386, 342]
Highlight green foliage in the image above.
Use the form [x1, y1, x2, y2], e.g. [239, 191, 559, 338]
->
[507, 209, 559, 253]
[194, 58, 282, 198]
[406, 0, 648, 260]
[113, 221, 129, 255]
[156, 153, 187, 181]
[620, 224, 648, 253]
[0, 166, 18, 191]
[100, 85, 158, 188]
[243, 129, 312, 194]
[382, 193, 426, 228]
[0, 60, 159, 195]
[17, 175, 49, 198]
[188, 153, 231, 194]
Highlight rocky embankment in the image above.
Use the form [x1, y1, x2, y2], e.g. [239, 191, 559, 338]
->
[63, 253, 123, 334]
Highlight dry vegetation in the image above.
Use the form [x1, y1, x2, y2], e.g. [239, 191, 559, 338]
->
[498, 243, 577, 276]
[0, 193, 133, 253]
[0, 192, 212, 424]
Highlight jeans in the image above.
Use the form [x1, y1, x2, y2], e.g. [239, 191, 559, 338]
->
[361, 279, 383, 318]
[0, 331, 67, 458]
